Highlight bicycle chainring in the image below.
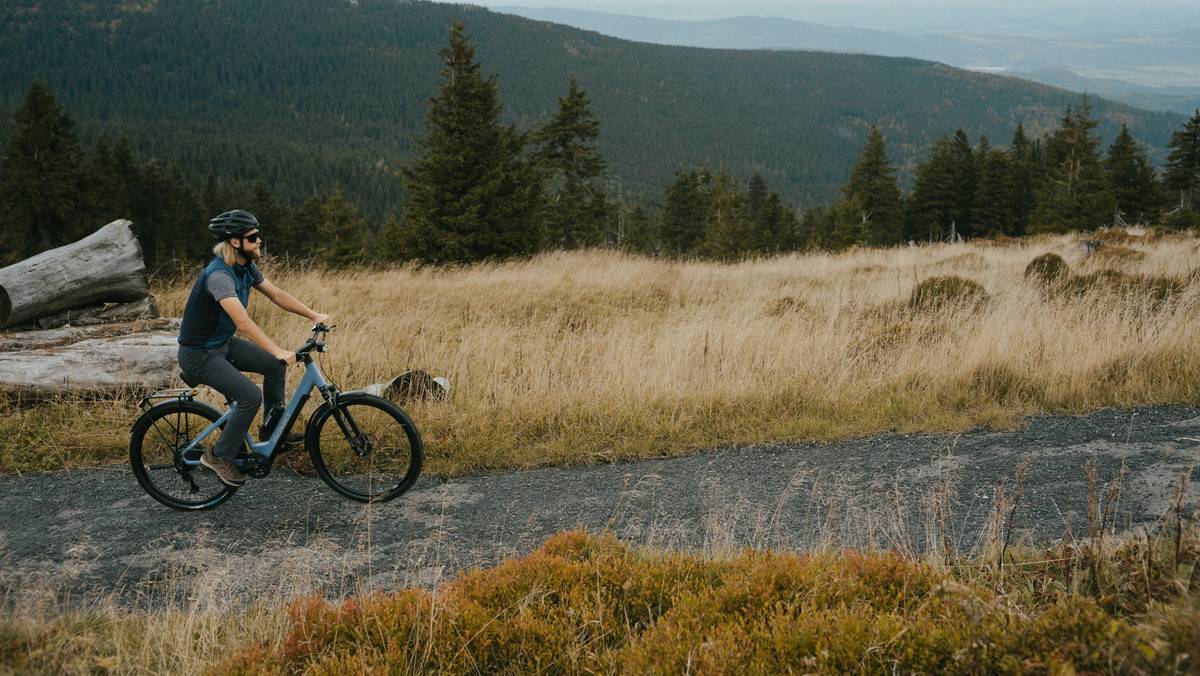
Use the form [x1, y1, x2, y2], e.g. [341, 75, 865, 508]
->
[242, 455, 272, 479]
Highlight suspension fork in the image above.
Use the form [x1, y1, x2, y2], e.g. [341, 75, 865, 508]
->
[319, 385, 371, 456]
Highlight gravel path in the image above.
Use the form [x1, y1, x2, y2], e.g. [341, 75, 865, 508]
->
[2, 406, 1199, 609]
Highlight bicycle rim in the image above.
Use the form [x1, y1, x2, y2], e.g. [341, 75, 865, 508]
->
[309, 394, 423, 502]
[130, 400, 235, 510]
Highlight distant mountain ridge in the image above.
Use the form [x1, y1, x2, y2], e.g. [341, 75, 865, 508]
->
[0, 0, 1186, 218]
[497, 6, 1200, 114]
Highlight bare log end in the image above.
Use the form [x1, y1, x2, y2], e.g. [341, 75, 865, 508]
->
[364, 370, 450, 403]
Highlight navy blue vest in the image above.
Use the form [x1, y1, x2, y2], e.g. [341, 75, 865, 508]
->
[177, 258, 260, 351]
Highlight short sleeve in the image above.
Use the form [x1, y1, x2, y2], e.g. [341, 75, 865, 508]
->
[249, 263, 266, 286]
[205, 270, 238, 300]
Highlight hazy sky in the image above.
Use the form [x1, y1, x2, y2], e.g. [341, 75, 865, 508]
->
[478, 1, 1199, 34]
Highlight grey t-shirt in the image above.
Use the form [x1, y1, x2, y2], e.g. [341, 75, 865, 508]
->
[205, 266, 265, 301]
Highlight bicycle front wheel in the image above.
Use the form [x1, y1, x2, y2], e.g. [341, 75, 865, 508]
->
[130, 399, 236, 510]
[307, 393, 423, 502]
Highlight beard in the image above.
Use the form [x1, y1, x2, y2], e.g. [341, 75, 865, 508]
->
[242, 245, 262, 263]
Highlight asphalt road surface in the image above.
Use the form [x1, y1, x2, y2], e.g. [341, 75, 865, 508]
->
[2, 406, 1198, 610]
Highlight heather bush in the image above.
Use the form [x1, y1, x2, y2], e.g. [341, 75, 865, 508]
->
[909, 275, 990, 312]
[215, 529, 1200, 674]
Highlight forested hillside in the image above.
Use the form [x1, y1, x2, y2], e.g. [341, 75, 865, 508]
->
[0, 0, 1182, 220]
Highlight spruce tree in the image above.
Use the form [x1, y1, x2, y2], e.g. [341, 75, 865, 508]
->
[1162, 109, 1200, 225]
[396, 21, 542, 264]
[530, 78, 611, 250]
[310, 188, 367, 268]
[661, 168, 711, 257]
[246, 179, 298, 259]
[0, 79, 89, 262]
[1105, 124, 1159, 226]
[972, 146, 1019, 238]
[697, 171, 749, 260]
[1007, 123, 1042, 236]
[1029, 97, 1114, 234]
[834, 126, 903, 248]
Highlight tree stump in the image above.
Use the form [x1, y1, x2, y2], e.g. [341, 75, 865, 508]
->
[0, 220, 149, 329]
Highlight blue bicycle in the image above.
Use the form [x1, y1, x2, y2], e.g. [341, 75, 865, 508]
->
[130, 324, 423, 510]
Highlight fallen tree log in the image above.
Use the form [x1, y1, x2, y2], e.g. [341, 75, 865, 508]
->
[0, 331, 178, 399]
[0, 219, 149, 329]
[0, 318, 180, 352]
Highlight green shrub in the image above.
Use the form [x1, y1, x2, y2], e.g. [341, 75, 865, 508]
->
[1024, 252, 1070, 284]
[216, 530, 1198, 674]
[909, 275, 990, 312]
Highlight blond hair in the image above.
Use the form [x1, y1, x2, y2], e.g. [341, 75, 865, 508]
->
[213, 240, 238, 267]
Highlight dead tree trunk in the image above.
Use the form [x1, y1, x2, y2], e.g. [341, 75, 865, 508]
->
[0, 331, 179, 399]
[0, 220, 149, 329]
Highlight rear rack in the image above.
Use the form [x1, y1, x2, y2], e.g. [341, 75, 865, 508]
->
[137, 387, 198, 412]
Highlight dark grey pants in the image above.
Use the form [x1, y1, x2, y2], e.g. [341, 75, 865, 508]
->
[177, 337, 286, 460]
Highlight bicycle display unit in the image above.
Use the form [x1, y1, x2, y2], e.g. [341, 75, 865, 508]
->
[130, 324, 423, 511]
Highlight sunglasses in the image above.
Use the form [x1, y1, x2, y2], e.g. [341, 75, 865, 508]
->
[241, 232, 261, 243]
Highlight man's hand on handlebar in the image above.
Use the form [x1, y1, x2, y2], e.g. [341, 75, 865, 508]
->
[311, 313, 330, 329]
[275, 350, 298, 367]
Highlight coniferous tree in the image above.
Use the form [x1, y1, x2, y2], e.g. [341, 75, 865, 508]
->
[246, 179, 298, 259]
[617, 204, 656, 255]
[1007, 123, 1042, 237]
[135, 160, 204, 268]
[1105, 124, 1159, 226]
[697, 171, 749, 260]
[307, 188, 368, 268]
[530, 78, 612, 250]
[661, 168, 711, 257]
[1029, 97, 1114, 234]
[1162, 109, 1200, 226]
[907, 128, 978, 242]
[972, 146, 1020, 238]
[834, 126, 903, 247]
[0, 79, 90, 262]
[396, 21, 542, 264]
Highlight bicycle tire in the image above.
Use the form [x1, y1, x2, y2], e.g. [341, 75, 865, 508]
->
[307, 393, 423, 503]
[130, 399, 236, 510]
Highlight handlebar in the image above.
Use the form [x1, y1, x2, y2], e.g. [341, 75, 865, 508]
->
[280, 323, 335, 366]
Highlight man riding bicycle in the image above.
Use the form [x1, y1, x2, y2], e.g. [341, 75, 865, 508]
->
[177, 210, 329, 488]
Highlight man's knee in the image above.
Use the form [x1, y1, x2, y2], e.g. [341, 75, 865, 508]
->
[233, 384, 263, 410]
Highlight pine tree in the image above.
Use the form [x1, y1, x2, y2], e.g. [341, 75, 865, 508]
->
[530, 78, 611, 250]
[972, 146, 1020, 238]
[1162, 109, 1200, 224]
[310, 188, 367, 268]
[907, 129, 979, 242]
[0, 79, 89, 262]
[617, 204, 656, 255]
[1029, 97, 1114, 234]
[834, 126, 903, 248]
[396, 21, 542, 264]
[697, 171, 749, 260]
[1105, 124, 1159, 226]
[246, 179, 298, 258]
[661, 168, 711, 257]
[1006, 123, 1042, 236]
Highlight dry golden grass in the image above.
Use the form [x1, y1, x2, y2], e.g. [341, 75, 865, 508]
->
[5, 231, 1200, 476]
[218, 232, 1200, 475]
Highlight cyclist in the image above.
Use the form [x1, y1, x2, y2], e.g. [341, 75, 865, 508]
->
[177, 210, 329, 487]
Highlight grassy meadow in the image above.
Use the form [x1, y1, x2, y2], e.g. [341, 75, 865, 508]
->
[4, 231, 1200, 673]
[5, 231, 1200, 476]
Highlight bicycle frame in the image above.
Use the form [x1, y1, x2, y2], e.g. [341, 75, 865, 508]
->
[173, 349, 332, 468]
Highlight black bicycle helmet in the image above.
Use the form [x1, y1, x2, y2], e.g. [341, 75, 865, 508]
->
[208, 209, 260, 241]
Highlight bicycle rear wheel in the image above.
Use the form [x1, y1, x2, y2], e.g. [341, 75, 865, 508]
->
[130, 400, 236, 510]
[307, 393, 423, 502]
